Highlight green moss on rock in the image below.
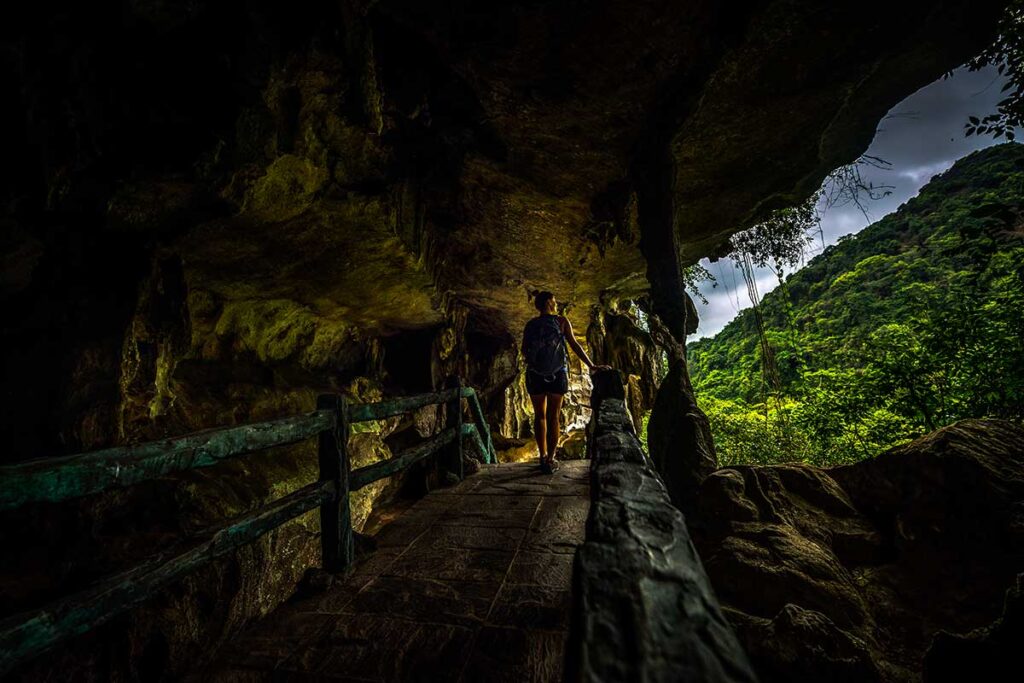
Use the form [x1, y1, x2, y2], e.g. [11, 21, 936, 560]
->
[242, 155, 329, 222]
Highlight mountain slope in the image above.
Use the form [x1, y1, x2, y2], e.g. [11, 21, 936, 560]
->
[689, 143, 1024, 465]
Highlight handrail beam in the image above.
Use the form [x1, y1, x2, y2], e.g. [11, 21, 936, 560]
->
[347, 388, 461, 423]
[0, 479, 335, 676]
[0, 410, 335, 511]
[349, 426, 459, 491]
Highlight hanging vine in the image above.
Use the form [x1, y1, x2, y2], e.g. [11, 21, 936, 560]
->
[719, 155, 895, 454]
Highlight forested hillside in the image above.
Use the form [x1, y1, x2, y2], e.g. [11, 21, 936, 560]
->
[690, 143, 1024, 466]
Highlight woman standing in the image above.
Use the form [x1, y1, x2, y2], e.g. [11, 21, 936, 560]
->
[521, 291, 608, 473]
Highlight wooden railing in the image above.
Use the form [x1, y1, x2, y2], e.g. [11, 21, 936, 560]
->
[0, 377, 496, 676]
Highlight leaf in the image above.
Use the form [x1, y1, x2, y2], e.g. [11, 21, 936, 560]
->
[969, 115, 980, 125]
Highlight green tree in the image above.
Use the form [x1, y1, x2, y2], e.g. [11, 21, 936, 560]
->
[690, 144, 1024, 468]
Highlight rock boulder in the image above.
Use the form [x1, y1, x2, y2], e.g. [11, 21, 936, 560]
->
[693, 419, 1024, 682]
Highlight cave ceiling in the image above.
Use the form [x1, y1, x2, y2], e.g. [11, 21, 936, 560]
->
[331, 0, 997, 337]
[11, 0, 1004, 346]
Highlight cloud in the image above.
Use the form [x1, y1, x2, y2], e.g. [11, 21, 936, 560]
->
[817, 208, 869, 246]
[693, 267, 779, 340]
[897, 159, 955, 184]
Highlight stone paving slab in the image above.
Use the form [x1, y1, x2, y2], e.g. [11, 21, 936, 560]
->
[488, 584, 573, 630]
[506, 551, 575, 588]
[282, 615, 476, 681]
[346, 576, 500, 627]
[460, 627, 569, 683]
[202, 460, 589, 683]
[409, 524, 527, 552]
[522, 495, 590, 555]
[385, 546, 515, 582]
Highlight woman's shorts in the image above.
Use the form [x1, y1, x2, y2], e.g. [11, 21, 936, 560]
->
[526, 368, 569, 396]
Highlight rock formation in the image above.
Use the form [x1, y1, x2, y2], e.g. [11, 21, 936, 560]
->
[693, 419, 1024, 682]
[0, 0, 1011, 679]
[586, 302, 660, 427]
[924, 573, 1024, 683]
[2, 0, 1004, 461]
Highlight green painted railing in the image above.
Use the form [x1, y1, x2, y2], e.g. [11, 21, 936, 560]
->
[0, 377, 496, 676]
[0, 411, 336, 512]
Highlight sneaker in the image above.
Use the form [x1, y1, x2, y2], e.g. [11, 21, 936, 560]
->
[539, 459, 553, 475]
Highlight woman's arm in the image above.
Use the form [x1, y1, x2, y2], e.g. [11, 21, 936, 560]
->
[561, 316, 601, 369]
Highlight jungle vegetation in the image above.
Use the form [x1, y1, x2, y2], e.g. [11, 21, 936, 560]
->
[688, 143, 1024, 466]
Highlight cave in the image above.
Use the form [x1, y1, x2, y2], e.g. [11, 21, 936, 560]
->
[1, 1, 1022, 681]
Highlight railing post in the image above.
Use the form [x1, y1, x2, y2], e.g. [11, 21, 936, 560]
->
[443, 376, 464, 482]
[317, 394, 353, 572]
[466, 389, 496, 464]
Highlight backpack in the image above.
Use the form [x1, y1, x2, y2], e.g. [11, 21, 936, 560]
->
[523, 315, 568, 376]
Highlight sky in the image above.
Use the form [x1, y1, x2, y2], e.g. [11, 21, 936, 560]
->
[691, 64, 1015, 340]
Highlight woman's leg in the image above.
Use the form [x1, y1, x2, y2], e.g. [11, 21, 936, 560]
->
[530, 394, 547, 458]
[545, 393, 564, 461]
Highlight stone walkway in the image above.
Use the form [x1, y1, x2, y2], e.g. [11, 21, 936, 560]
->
[204, 460, 590, 682]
